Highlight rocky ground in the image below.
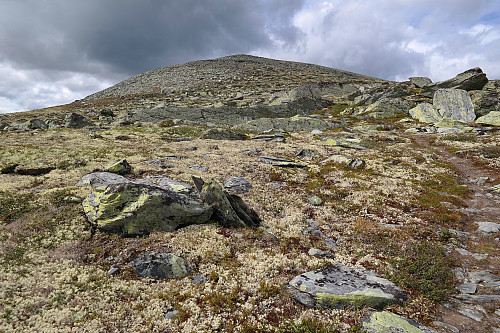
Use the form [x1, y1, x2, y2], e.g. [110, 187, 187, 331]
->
[0, 55, 499, 332]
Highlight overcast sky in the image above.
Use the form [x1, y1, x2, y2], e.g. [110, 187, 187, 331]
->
[1, 0, 499, 113]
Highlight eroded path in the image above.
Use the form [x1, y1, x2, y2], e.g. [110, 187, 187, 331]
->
[413, 134, 500, 333]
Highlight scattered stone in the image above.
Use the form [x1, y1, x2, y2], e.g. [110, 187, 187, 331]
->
[107, 267, 121, 276]
[320, 154, 366, 169]
[77, 172, 128, 187]
[191, 274, 207, 284]
[308, 248, 335, 259]
[432, 321, 459, 333]
[106, 159, 132, 175]
[197, 178, 261, 228]
[324, 238, 337, 250]
[454, 248, 488, 260]
[457, 306, 484, 322]
[15, 165, 55, 176]
[362, 99, 410, 119]
[81, 173, 213, 235]
[296, 149, 317, 159]
[62, 112, 94, 128]
[351, 124, 390, 133]
[324, 137, 366, 150]
[433, 118, 474, 133]
[410, 77, 432, 88]
[476, 221, 500, 234]
[258, 156, 306, 168]
[224, 177, 252, 195]
[489, 184, 500, 193]
[311, 129, 323, 134]
[468, 271, 500, 284]
[130, 252, 191, 279]
[455, 294, 500, 303]
[200, 128, 248, 140]
[362, 311, 437, 333]
[243, 149, 261, 155]
[476, 111, 500, 126]
[164, 310, 180, 320]
[310, 229, 324, 237]
[0, 163, 19, 174]
[307, 195, 323, 206]
[288, 263, 408, 310]
[189, 165, 208, 172]
[251, 133, 285, 142]
[471, 177, 489, 186]
[433, 89, 476, 122]
[144, 158, 173, 169]
[456, 283, 477, 294]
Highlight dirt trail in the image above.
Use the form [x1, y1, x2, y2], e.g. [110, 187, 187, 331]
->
[413, 134, 500, 333]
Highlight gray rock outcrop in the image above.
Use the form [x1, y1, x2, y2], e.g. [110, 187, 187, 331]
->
[362, 311, 437, 333]
[288, 264, 408, 310]
[424, 67, 488, 92]
[320, 155, 366, 169]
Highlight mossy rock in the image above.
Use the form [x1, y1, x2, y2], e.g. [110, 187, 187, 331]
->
[362, 311, 437, 333]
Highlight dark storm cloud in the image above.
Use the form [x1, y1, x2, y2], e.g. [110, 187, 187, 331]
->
[0, 0, 305, 76]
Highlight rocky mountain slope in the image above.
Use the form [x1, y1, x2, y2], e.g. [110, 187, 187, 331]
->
[0, 55, 499, 333]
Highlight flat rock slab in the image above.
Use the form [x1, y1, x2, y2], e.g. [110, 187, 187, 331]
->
[362, 311, 437, 333]
[258, 156, 306, 168]
[288, 263, 408, 310]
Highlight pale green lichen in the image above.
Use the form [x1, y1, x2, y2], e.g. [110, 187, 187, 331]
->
[363, 311, 425, 333]
[316, 288, 395, 310]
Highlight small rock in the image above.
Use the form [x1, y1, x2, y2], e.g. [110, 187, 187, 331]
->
[471, 177, 489, 186]
[107, 267, 121, 276]
[307, 195, 323, 206]
[251, 134, 286, 142]
[432, 321, 459, 333]
[476, 221, 500, 234]
[324, 238, 337, 250]
[468, 270, 500, 284]
[106, 159, 132, 175]
[456, 283, 477, 294]
[224, 177, 252, 195]
[310, 229, 324, 237]
[308, 248, 335, 259]
[457, 306, 484, 322]
[15, 165, 55, 176]
[258, 156, 306, 168]
[189, 165, 208, 172]
[192, 274, 207, 284]
[200, 128, 248, 140]
[164, 309, 180, 320]
[0, 163, 19, 174]
[320, 154, 366, 169]
[409, 77, 432, 88]
[130, 252, 191, 280]
[296, 149, 317, 159]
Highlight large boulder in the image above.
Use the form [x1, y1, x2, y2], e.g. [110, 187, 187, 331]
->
[130, 252, 191, 279]
[476, 111, 500, 126]
[425, 67, 488, 92]
[288, 264, 408, 310]
[472, 82, 500, 116]
[196, 177, 261, 228]
[409, 77, 432, 88]
[80, 173, 213, 235]
[433, 89, 475, 122]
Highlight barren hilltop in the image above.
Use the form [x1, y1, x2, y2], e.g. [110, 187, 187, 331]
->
[0, 55, 499, 333]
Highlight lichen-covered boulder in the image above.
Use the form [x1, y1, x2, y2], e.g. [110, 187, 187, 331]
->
[196, 177, 261, 228]
[362, 99, 411, 119]
[362, 311, 437, 333]
[476, 111, 500, 126]
[81, 174, 213, 236]
[320, 154, 366, 169]
[409, 103, 442, 123]
[424, 67, 488, 93]
[288, 264, 408, 310]
[433, 89, 475, 122]
[130, 252, 191, 279]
